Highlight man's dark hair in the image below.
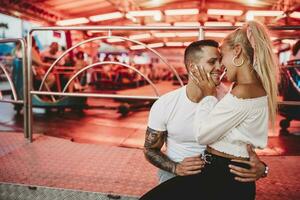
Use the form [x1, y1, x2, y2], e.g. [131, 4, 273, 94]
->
[184, 39, 219, 70]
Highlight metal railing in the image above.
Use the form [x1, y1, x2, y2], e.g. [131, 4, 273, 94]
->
[19, 25, 300, 141]
[26, 25, 211, 141]
[38, 35, 185, 91]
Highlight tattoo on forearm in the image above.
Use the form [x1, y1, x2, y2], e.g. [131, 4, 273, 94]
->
[143, 127, 177, 174]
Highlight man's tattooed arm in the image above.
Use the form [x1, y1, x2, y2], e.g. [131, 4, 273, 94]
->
[143, 127, 177, 174]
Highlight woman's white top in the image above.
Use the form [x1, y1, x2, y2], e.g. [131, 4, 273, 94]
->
[194, 92, 268, 158]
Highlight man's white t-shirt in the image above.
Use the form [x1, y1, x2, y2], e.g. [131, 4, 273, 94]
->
[148, 84, 228, 161]
[147, 84, 227, 183]
[148, 86, 206, 162]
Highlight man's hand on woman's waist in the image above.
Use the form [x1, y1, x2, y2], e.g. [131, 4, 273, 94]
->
[228, 144, 268, 182]
[175, 155, 205, 176]
[143, 127, 205, 175]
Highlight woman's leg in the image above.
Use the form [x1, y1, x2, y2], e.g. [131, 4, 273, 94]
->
[140, 166, 216, 200]
[140, 174, 201, 200]
[140, 153, 256, 200]
[230, 179, 256, 200]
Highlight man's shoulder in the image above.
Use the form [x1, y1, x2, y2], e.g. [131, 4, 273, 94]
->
[156, 86, 184, 103]
[151, 86, 184, 111]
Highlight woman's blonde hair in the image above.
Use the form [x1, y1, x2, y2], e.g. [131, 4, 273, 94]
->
[223, 20, 278, 127]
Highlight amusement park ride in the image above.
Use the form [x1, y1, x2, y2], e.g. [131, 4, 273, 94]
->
[278, 59, 300, 134]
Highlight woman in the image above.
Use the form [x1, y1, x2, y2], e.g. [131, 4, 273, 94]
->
[30, 38, 56, 89]
[12, 37, 56, 90]
[74, 51, 88, 90]
[139, 20, 277, 200]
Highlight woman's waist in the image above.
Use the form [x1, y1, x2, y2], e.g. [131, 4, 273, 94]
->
[201, 149, 252, 175]
[208, 138, 257, 158]
[202, 147, 250, 172]
[206, 146, 249, 161]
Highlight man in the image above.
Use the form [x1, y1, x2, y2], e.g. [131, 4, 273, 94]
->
[41, 42, 61, 64]
[143, 40, 268, 184]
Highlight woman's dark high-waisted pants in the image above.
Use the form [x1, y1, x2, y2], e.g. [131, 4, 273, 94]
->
[140, 151, 255, 200]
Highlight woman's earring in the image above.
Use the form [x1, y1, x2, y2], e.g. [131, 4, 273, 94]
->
[232, 56, 244, 67]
